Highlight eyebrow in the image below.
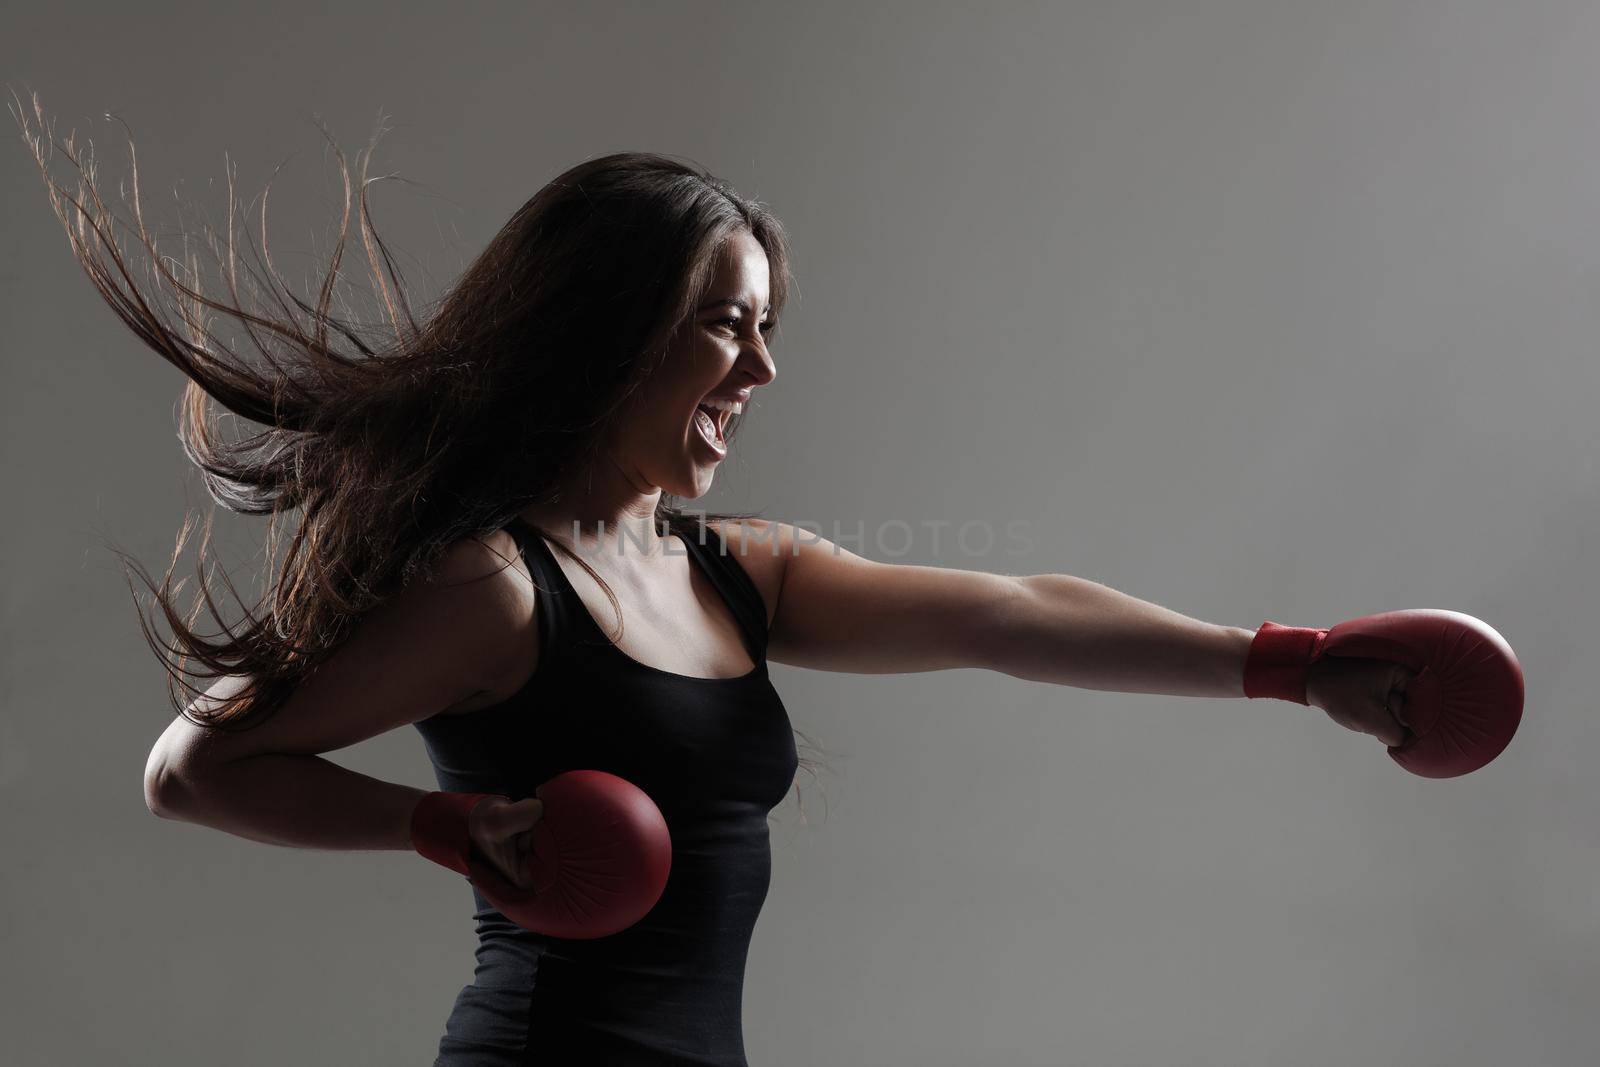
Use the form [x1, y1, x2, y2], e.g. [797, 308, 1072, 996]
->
[699, 297, 772, 317]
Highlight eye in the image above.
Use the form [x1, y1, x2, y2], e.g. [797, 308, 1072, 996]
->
[713, 317, 777, 336]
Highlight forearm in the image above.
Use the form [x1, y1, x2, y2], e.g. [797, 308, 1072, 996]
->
[153, 752, 428, 852]
[990, 573, 1256, 698]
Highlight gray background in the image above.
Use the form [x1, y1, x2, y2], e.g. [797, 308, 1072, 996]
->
[3, 2, 1595, 1064]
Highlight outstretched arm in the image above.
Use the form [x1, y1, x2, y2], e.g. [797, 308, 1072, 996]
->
[721, 520, 1254, 697]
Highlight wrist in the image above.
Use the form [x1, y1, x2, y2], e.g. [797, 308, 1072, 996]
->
[1242, 621, 1329, 705]
[410, 791, 502, 876]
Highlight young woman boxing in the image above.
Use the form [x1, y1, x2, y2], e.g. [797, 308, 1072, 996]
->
[15, 101, 1518, 1065]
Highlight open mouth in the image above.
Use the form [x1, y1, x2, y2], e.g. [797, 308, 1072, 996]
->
[693, 397, 743, 455]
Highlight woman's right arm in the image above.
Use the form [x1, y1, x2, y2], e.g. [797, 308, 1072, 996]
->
[142, 528, 537, 853]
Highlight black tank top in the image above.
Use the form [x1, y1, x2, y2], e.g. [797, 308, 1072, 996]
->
[413, 515, 799, 1066]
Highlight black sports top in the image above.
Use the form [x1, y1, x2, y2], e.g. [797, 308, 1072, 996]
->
[413, 515, 799, 1066]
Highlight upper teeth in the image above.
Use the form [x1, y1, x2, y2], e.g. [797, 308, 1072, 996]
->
[702, 398, 743, 415]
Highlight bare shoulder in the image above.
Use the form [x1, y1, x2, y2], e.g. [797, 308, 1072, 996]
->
[429, 526, 541, 712]
[424, 527, 533, 627]
[437, 525, 529, 597]
[705, 517, 805, 628]
[155, 526, 541, 770]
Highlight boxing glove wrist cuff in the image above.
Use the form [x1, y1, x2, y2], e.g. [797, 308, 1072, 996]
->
[1242, 621, 1329, 705]
[410, 791, 501, 877]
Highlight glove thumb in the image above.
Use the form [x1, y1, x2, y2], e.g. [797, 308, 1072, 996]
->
[507, 796, 545, 832]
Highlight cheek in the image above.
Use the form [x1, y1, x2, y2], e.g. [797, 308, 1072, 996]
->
[627, 375, 695, 432]
[647, 395, 700, 452]
[687, 336, 740, 380]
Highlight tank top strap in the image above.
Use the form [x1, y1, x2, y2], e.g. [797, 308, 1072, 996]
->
[503, 515, 588, 660]
[674, 518, 770, 664]
[504, 514, 770, 667]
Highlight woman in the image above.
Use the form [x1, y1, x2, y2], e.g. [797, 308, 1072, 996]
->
[16, 102, 1410, 1065]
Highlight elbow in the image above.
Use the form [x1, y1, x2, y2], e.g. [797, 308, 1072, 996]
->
[143, 746, 187, 820]
[967, 575, 1034, 675]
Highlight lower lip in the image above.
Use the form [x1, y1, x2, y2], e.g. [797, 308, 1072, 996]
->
[693, 409, 727, 459]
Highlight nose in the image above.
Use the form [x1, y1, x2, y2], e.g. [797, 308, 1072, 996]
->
[742, 336, 777, 388]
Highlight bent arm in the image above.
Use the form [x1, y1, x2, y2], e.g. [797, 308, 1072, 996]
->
[145, 531, 533, 852]
[743, 521, 1253, 695]
[148, 741, 429, 852]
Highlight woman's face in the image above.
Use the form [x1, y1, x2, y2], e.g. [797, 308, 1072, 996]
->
[610, 229, 777, 499]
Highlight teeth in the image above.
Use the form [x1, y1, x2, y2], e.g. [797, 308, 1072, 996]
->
[701, 397, 744, 415]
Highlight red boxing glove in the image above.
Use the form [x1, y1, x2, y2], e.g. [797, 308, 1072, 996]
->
[1243, 609, 1524, 779]
[411, 769, 672, 938]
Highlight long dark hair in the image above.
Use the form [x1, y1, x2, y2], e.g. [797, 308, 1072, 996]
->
[12, 93, 828, 807]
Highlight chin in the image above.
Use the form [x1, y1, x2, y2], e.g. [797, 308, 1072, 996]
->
[659, 467, 715, 500]
[680, 473, 716, 499]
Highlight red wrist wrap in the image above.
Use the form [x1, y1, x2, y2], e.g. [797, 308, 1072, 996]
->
[410, 791, 500, 877]
[1242, 621, 1329, 705]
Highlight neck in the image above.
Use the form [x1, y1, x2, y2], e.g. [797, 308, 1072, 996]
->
[518, 455, 669, 561]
